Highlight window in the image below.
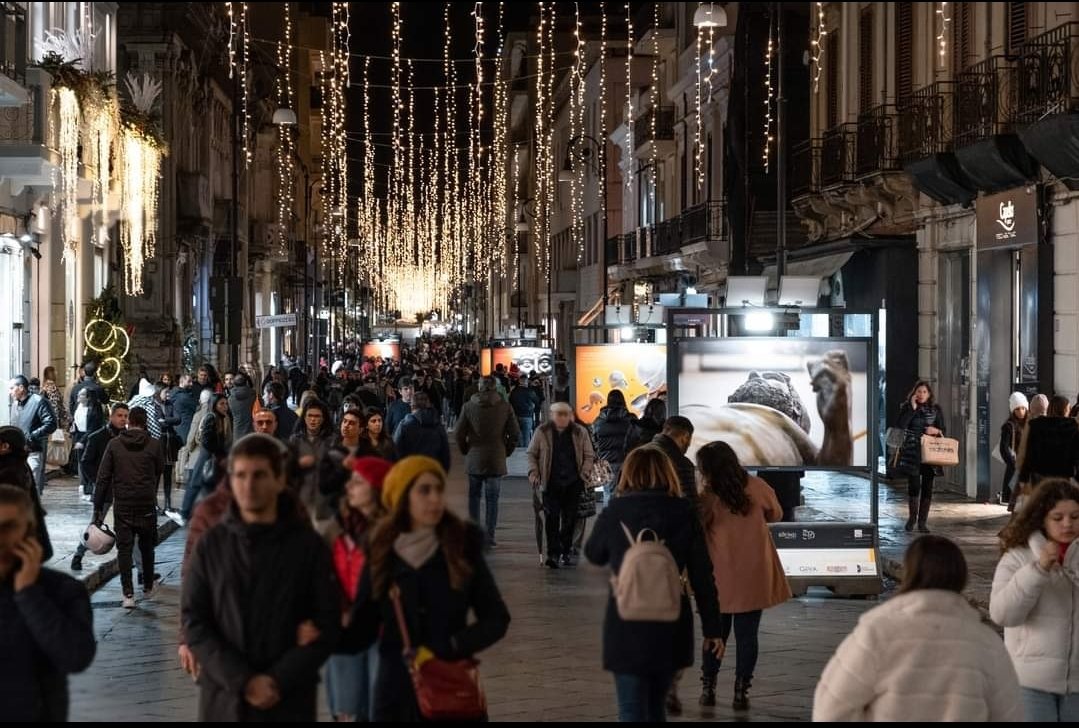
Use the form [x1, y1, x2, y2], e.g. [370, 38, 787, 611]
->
[1007, 2, 1027, 56]
[953, 2, 971, 72]
[859, 6, 874, 112]
[895, 3, 913, 102]
[826, 32, 839, 128]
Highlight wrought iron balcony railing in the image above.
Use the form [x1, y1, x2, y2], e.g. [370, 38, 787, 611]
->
[955, 56, 1015, 147]
[856, 104, 902, 176]
[792, 139, 821, 197]
[1014, 22, 1079, 125]
[634, 105, 675, 148]
[681, 200, 728, 246]
[820, 123, 857, 187]
[898, 82, 958, 164]
[0, 3, 26, 86]
[605, 200, 729, 266]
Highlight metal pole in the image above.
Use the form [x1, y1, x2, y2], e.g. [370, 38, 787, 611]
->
[231, 59, 241, 370]
[775, 2, 787, 280]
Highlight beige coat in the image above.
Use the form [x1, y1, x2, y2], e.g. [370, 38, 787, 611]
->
[703, 475, 791, 614]
[526, 421, 595, 491]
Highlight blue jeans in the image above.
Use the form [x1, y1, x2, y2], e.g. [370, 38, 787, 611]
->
[614, 672, 673, 722]
[518, 417, 534, 448]
[1022, 688, 1079, 722]
[326, 644, 379, 721]
[468, 475, 502, 544]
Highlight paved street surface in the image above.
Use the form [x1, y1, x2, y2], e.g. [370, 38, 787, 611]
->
[60, 452, 877, 722]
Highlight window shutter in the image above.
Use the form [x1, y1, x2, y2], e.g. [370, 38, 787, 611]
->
[1007, 2, 1027, 56]
[895, 3, 913, 102]
[953, 2, 971, 72]
[859, 6, 874, 112]
[826, 32, 839, 128]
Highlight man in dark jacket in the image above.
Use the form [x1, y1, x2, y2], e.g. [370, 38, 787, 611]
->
[264, 382, 298, 442]
[94, 406, 163, 608]
[229, 373, 256, 439]
[8, 375, 57, 495]
[393, 391, 451, 471]
[652, 416, 698, 505]
[0, 427, 54, 562]
[591, 389, 637, 504]
[70, 403, 128, 571]
[0, 485, 95, 721]
[385, 376, 414, 439]
[171, 374, 199, 443]
[182, 433, 339, 722]
[508, 377, 539, 448]
[455, 377, 520, 548]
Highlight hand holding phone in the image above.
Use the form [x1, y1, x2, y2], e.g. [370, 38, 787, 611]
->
[12, 534, 42, 592]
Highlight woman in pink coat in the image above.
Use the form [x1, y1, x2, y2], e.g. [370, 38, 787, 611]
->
[696, 441, 792, 712]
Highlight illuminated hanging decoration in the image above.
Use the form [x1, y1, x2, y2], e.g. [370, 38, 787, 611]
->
[811, 2, 826, 93]
[56, 87, 80, 259]
[624, 2, 635, 195]
[937, 2, 950, 67]
[83, 286, 130, 399]
[119, 72, 165, 295]
[571, 1, 585, 265]
[649, 1, 660, 212]
[763, 11, 775, 172]
[274, 1, 295, 258]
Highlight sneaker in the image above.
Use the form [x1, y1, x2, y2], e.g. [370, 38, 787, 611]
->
[544, 558, 560, 569]
[165, 510, 185, 526]
[143, 582, 159, 600]
[80, 493, 92, 503]
[122, 594, 136, 609]
[70, 553, 83, 571]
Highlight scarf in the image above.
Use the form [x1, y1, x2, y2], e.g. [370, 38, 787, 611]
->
[393, 526, 439, 570]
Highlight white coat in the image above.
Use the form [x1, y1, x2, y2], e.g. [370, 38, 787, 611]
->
[813, 589, 1022, 722]
[989, 533, 1079, 696]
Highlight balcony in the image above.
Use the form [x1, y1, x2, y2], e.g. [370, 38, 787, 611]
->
[0, 73, 59, 192]
[855, 105, 901, 177]
[606, 200, 729, 281]
[819, 123, 856, 187]
[897, 82, 975, 205]
[792, 139, 820, 198]
[0, 3, 27, 106]
[634, 105, 675, 150]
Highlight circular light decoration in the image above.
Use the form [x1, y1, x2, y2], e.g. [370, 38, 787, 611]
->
[97, 357, 123, 385]
[84, 319, 131, 360]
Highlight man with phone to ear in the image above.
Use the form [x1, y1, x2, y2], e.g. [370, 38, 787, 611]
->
[0, 484, 96, 720]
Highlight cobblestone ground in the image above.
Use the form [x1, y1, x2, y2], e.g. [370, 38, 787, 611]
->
[64, 454, 878, 722]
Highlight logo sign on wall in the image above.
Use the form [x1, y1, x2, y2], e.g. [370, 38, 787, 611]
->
[976, 187, 1038, 250]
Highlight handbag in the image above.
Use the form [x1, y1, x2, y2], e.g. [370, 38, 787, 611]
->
[921, 435, 960, 467]
[46, 431, 72, 467]
[82, 522, 116, 555]
[390, 585, 487, 721]
[588, 459, 613, 489]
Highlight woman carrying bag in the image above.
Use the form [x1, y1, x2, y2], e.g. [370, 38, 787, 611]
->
[895, 381, 947, 533]
[347, 456, 510, 722]
[990, 478, 1079, 721]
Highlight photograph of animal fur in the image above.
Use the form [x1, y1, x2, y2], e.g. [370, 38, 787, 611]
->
[675, 338, 870, 468]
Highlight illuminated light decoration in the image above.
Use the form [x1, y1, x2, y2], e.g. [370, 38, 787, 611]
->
[811, 2, 826, 93]
[493, 0, 509, 279]
[763, 12, 775, 172]
[599, 1, 608, 208]
[571, 1, 585, 265]
[937, 2, 950, 66]
[625, 2, 634, 194]
[274, 1, 295, 258]
[84, 93, 119, 248]
[119, 72, 165, 295]
[239, 2, 252, 166]
[695, 4, 703, 191]
[650, 0, 660, 212]
[55, 87, 80, 259]
[84, 319, 131, 360]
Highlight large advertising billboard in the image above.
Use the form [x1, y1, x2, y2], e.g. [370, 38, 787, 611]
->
[674, 338, 870, 468]
[481, 347, 553, 377]
[362, 341, 400, 361]
[574, 344, 667, 426]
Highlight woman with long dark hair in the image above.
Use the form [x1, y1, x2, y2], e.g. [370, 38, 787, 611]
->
[592, 389, 638, 504]
[991, 478, 1079, 721]
[179, 393, 232, 522]
[347, 456, 510, 721]
[815, 536, 1021, 721]
[695, 441, 791, 711]
[355, 406, 398, 461]
[895, 381, 946, 532]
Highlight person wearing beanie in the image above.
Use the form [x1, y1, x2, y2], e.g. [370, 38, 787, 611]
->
[1000, 393, 1029, 509]
[347, 455, 511, 721]
[324, 456, 392, 722]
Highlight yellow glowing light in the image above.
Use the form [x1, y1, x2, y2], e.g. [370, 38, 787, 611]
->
[120, 126, 163, 294]
[56, 87, 80, 259]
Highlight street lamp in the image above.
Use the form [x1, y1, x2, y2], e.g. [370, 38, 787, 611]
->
[693, 3, 727, 29]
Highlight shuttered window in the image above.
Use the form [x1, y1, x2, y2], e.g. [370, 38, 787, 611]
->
[826, 32, 839, 128]
[895, 3, 913, 102]
[1007, 2, 1027, 56]
[953, 2, 971, 72]
[859, 6, 874, 112]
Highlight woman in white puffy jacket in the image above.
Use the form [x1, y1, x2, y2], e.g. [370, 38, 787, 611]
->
[990, 478, 1079, 722]
[814, 535, 1021, 722]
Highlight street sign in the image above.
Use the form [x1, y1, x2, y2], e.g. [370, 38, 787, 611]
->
[255, 313, 297, 329]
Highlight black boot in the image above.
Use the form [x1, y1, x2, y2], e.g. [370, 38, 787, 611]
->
[904, 498, 918, 532]
[917, 496, 932, 532]
[70, 552, 83, 571]
[699, 673, 717, 707]
[733, 677, 751, 711]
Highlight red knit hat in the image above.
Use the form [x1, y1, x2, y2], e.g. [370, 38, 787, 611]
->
[351, 456, 393, 490]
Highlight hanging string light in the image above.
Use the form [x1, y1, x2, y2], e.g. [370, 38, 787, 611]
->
[937, 2, 950, 67]
[274, 1, 295, 257]
[119, 73, 164, 295]
[763, 11, 775, 172]
[493, 1, 509, 278]
[56, 87, 80, 259]
[624, 2, 634, 194]
[695, 4, 704, 192]
[240, 2, 251, 166]
[571, 1, 585, 265]
[811, 2, 826, 93]
[650, 0, 659, 213]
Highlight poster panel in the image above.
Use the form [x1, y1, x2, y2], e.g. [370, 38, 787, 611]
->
[480, 348, 492, 376]
[574, 344, 667, 425]
[675, 338, 870, 468]
[362, 342, 400, 361]
[482, 347, 553, 377]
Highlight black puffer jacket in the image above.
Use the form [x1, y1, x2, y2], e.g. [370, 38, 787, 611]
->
[182, 494, 339, 722]
[93, 429, 163, 514]
[1018, 416, 1079, 483]
[393, 408, 451, 471]
[585, 490, 719, 676]
[592, 406, 637, 469]
[624, 417, 663, 453]
[347, 523, 511, 722]
[0, 569, 96, 721]
[895, 403, 946, 476]
[651, 433, 698, 504]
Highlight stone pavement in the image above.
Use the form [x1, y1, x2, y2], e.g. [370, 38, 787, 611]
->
[65, 450, 877, 722]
